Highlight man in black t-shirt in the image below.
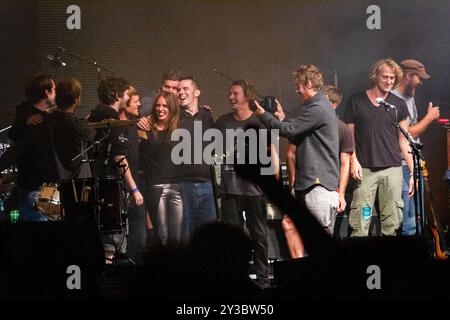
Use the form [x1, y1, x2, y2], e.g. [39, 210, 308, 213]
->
[88, 77, 144, 208]
[118, 86, 147, 265]
[176, 77, 217, 240]
[216, 79, 274, 289]
[45, 79, 94, 179]
[344, 58, 414, 237]
[88, 77, 144, 258]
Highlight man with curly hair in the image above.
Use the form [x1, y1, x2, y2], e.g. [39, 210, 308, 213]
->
[255, 65, 340, 236]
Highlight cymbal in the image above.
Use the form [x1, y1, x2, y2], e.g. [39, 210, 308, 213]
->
[85, 118, 138, 129]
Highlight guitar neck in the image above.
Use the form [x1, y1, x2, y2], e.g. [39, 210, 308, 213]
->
[423, 176, 438, 223]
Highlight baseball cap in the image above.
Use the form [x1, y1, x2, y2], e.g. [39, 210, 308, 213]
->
[400, 59, 430, 79]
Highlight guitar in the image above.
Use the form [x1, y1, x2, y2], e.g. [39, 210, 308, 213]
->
[422, 162, 448, 260]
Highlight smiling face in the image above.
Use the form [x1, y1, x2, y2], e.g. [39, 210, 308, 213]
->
[375, 64, 397, 95]
[155, 96, 169, 122]
[228, 85, 248, 110]
[125, 94, 140, 117]
[404, 73, 422, 97]
[177, 79, 199, 109]
[296, 81, 315, 101]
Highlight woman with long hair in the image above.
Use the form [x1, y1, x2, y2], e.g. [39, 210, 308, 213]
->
[140, 92, 183, 246]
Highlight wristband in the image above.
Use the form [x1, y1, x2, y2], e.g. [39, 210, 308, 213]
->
[130, 186, 139, 193]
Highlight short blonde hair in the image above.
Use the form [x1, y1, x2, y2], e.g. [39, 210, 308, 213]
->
[126, 86, 138, 106]
[368, 58, 403, 87]
[293, 65, 324, 90]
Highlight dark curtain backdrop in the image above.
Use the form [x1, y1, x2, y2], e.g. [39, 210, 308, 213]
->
[1, 0, 449, 221]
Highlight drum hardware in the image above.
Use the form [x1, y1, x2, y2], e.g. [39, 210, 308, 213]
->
[62, 177, 126, 233]
[0, 125, 13, 133]
[71, 179, 79, 203]
[0, 175, 16, 194]
[84, 118, 138, 129]
[70, 178, 91, 204]
[56, 46, 115, 85]
[71, 124, 127, 234]
[96, 176, 126, 233]
[0, 143, 18, 177]
[72, 125, 111, 231]
[81, 185, 91, 204]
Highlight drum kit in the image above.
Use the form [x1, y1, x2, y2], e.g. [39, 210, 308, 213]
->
[56, 175, 126, 233]
[0, 143, 18, 219]
[0, 117, 137, 234]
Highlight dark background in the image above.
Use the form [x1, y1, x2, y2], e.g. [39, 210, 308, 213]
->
[0, 0, 449, 223]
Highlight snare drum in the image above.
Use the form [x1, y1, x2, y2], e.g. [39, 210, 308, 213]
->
[35, 183, 61, 220]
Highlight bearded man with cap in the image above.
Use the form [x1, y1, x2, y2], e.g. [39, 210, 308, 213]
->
[391, 59, 440, 235]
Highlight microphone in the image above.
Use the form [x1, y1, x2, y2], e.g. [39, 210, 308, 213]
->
[375, 97, 396, 110]
[104, 143, 112, 166]
[46, 54, 67, 67]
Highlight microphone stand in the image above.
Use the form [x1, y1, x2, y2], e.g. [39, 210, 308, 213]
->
[385, 105, 425, 235]
[58, 46, 115, 84]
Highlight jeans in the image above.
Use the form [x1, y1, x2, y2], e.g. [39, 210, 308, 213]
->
[17, 187, 48, 222]
[401, 165, 424, 235]
[180, 181, 217, 242]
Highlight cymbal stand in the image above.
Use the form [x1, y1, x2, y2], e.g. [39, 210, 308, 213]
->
[0, 126, 12, 134]
[72, 125, 112, 230]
